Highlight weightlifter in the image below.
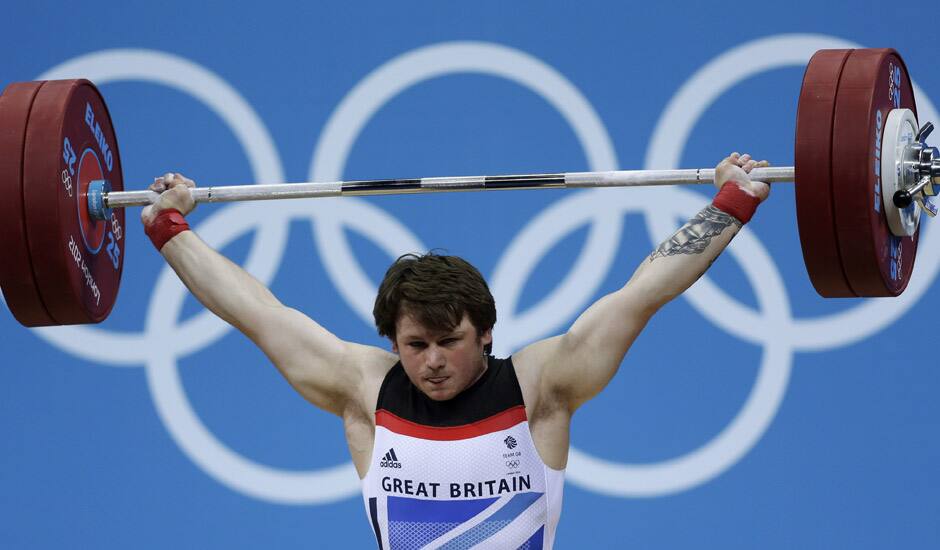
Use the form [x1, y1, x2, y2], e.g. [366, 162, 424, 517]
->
[142, 152, 769, 549]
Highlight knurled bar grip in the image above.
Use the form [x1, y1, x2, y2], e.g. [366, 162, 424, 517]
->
[103, 166, 796, 209]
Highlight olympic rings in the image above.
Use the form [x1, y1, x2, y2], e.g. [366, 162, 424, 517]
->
[20, 35, 940, 503]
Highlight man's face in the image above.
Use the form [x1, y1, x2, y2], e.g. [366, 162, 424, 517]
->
[392, 313, 493, 401]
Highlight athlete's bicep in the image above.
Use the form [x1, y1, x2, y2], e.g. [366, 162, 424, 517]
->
[516, 287, 654, 411]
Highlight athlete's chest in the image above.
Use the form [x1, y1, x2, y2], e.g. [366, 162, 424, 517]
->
[368, 410, 542, 499]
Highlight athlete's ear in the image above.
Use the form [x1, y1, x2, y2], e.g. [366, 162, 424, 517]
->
[480, 328, 493, 347]
[391, 338, 399, 354]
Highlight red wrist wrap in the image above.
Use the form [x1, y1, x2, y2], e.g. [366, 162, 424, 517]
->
[712, 181, 760, 224]
[145, 209, 190, 251]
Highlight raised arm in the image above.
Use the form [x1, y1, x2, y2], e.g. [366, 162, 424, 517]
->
[141, 174, 394, 416]
[516, 153, 770, 411]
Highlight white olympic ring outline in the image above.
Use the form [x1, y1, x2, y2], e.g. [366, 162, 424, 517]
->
[19, 35, 937, 503]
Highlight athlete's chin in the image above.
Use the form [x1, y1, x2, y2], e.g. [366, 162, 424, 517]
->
[421, 382, 459, 401]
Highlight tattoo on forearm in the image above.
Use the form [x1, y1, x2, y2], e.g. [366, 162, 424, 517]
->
[648, 205, 742, 262]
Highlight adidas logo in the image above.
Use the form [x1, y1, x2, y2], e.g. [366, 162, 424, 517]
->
[379, 448, 402, 469]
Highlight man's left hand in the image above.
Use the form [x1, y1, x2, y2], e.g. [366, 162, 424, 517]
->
[715, 152, 771, 202]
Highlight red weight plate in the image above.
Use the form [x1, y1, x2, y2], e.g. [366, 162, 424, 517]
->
[22, 79, 125, 325]
[794, 49, 855, 297]
[0, 81, 57, 326]
[831, 49, 918, 297]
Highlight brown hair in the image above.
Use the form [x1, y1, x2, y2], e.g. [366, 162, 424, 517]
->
[373, 252, 496, 352]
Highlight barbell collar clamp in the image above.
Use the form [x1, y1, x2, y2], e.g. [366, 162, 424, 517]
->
[87, 179, 112, 221]
[912, 122, 940, 194]
[894, 175, 933, 208]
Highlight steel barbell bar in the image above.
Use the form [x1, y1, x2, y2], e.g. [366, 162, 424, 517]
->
[90, 167, 798, 216]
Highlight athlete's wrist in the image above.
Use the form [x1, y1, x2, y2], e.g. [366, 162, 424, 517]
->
[712, 181, 760, 224]
[144, 208, 191, 251]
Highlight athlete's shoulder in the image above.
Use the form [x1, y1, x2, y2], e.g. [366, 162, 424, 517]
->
[343, 342, 398, 412]
[511, 335, 564, 379]
[508, 335, 569, 417]
[344, 341, 397, 372]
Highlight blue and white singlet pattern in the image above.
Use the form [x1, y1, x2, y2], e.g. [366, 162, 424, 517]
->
[362, 356, 564, 549]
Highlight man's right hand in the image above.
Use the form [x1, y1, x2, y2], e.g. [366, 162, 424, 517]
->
[141, 172, 197, 227]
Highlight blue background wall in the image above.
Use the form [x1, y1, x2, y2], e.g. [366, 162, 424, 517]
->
[2, 1, 939, 548]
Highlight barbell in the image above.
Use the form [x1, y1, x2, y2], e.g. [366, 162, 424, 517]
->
[1, 48, 938, 328]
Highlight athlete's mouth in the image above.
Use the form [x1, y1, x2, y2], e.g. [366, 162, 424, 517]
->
[426, 376, 449, 385]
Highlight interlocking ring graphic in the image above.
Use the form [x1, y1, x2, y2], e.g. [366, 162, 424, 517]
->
[24, 35, 939, 504]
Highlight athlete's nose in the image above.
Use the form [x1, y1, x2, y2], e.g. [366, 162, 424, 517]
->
[425, 345, 446, 369]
